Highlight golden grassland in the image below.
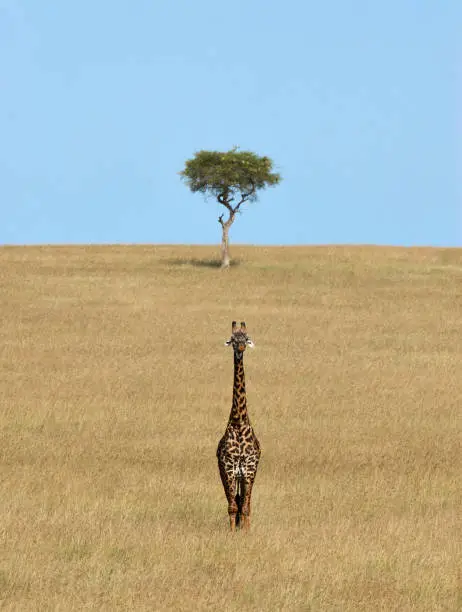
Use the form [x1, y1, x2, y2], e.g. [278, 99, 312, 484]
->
[0, 244, 461, 611]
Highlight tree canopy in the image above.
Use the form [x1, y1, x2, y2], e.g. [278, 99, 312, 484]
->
[180, 147, 281, 205]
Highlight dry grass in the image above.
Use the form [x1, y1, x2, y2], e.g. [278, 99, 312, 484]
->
[0, 244, 461, 611]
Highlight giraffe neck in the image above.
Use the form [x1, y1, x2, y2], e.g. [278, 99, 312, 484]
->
[229, 352, 249, 425]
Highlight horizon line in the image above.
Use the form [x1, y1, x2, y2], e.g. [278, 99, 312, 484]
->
[1, 242, 460, 250]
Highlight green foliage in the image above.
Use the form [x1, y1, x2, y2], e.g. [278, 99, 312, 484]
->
[180, 147, 281, 205]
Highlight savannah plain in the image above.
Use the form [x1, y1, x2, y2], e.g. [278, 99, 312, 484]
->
[1, 244, 461, 611]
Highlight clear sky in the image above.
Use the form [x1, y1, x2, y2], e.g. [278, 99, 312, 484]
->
[1, 1, 460, 247]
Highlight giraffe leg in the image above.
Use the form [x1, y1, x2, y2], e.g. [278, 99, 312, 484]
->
[227, 478, 239, 532]
[219, 468, 238, 532]
[227, 483, 238, 532]
[241, 477, 256, 531]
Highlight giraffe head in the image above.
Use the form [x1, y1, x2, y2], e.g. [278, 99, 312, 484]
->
[225, 321, 254, 356]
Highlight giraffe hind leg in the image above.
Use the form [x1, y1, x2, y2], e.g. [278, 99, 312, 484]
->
[235, 477, 244, 529]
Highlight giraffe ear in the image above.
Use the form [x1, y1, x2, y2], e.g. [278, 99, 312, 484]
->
[225, 339, 232, 346]
[246, 338, 254, 348]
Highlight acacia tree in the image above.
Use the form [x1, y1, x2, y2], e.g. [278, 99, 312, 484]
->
[180, 147, 281, 268]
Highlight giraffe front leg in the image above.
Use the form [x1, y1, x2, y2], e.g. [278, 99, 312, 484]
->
[227, 479, 239, 532]
[219, 468, 238, 532]
[241, 476, 256, 531]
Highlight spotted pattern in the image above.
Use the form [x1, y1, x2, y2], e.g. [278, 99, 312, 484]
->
[217, 322, 261, 531]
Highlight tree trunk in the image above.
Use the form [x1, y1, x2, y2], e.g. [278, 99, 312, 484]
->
[221, 222, 231, 268]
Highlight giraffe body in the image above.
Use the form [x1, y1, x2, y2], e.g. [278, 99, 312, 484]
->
[217, 322, 261, 531]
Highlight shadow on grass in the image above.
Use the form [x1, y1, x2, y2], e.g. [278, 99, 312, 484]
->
[166, 258, 241, 269]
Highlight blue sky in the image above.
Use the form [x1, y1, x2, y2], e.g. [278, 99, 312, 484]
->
[1, 1, 460, 246]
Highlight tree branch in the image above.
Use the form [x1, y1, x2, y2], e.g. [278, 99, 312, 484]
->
[217, 191, 234, 213]
[218, 210, 235, 228]
[232, 182, 256, 214]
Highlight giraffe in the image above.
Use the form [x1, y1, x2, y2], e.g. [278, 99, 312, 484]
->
[216, 321, 261, 531]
